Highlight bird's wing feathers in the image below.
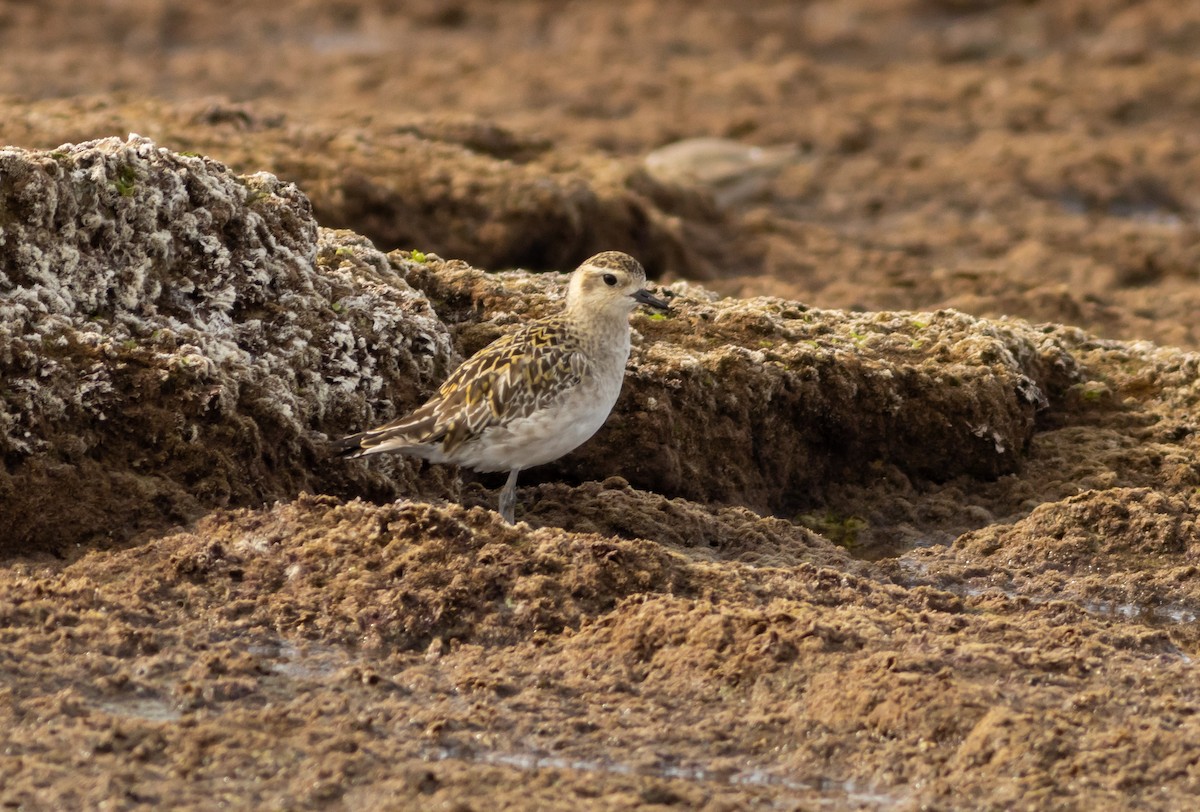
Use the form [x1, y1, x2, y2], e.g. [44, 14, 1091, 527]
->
[339, 320, 586, 457]
[434, 321, 586, 454]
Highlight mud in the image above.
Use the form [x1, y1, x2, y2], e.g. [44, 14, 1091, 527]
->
[3, 1, 1200, 809]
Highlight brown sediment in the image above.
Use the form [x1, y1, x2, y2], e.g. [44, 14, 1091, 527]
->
[3, 1, 1200, 808]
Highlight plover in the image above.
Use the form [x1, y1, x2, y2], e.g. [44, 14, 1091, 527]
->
[333, 251, 669, 523]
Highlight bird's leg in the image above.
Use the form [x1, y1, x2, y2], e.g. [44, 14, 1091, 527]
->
[498, 468, 521, 524]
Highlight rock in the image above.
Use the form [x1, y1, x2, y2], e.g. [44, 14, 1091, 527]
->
[0, 136, 1092, 550]
[955, 486, 1200, 566]
[0, 97, 733, 279]
[643, 137, 803, 207]
[130, 492, 856, 651]
[6, 487, 1195, 809]
[399, 254, 1081, 515]
[0, 135, 459, 553]
[520, 477, 855, 570]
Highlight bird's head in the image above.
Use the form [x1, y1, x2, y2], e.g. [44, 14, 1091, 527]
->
[566, 251, 670, 316]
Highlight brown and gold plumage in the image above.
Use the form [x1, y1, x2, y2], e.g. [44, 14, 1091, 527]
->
[332, 251, 669, 523]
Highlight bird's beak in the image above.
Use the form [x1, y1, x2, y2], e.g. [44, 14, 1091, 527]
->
[631, 287, 670, 310]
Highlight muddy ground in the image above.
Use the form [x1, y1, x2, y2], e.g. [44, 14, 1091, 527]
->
[2, 1, 1200, 809]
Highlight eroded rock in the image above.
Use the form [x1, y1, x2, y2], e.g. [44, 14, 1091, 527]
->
[0, 136, 459, 552]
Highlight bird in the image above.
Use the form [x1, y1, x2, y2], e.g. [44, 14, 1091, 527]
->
[332, 251, 670, 523]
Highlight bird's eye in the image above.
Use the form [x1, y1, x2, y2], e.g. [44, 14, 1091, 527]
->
[602, 273, 618, 286]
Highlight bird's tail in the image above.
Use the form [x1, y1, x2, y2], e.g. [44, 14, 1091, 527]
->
[331, 408, 442, 459]
[329, 431, 376, 458]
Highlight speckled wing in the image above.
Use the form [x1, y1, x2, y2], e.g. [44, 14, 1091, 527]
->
[334, 319, 587, 458]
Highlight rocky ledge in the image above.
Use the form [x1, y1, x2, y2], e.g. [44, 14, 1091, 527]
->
[3, 136, 1200, 808]
[3, 135, 1084, 551]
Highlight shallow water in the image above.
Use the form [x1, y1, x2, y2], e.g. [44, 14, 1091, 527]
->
[426, 744, 908, 810]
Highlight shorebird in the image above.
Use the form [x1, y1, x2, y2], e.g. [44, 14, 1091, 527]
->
[332, 251, 669, 523]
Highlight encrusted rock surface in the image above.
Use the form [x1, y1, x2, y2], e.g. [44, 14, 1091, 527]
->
[0, 136, 459, 551]
[2, 492, 1197, 810]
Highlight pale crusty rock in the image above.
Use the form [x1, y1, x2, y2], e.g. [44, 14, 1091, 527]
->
[644, 137, 803, 207]
[0, 136, 459, 552]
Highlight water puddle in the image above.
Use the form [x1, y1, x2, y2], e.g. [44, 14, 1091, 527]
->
[94, 694, 182, 722]
[960, 583, 1200, 630]
[1058, 194, 1184, 228]
[89, 638, 356, 722]
[425, 745, 905, 808]
[900, 558, 1200, 640]
[1079, 599, 1198, 625]
[248, 639, 353, 682]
